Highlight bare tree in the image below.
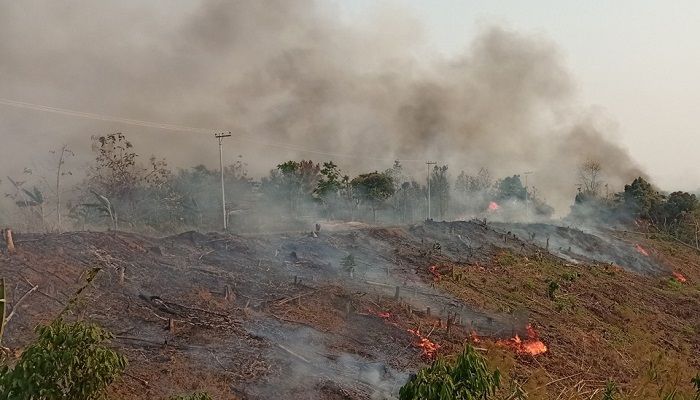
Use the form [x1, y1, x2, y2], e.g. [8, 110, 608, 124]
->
[578, 160, 603, 196]
[51, 144, 74, 231]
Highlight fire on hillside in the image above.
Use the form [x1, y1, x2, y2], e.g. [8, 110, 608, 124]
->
[494, 324, 548, 356]
[407, 328, 441, 360]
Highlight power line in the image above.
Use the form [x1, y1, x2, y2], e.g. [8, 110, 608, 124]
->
[0, 97, 426, 164]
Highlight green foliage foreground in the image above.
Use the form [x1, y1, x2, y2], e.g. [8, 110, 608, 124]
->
[400, 345, 501, 400]
[0, 319, 126, 400]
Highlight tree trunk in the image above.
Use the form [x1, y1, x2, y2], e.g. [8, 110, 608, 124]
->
[4, 229, 15, 254]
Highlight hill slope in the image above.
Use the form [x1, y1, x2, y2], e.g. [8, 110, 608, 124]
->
[1, 221, 698, 399]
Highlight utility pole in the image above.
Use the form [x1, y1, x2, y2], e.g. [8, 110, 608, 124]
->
[215, 132, 232, 231]
[426, 161, 437, 220]
[523, 171, 533, 221]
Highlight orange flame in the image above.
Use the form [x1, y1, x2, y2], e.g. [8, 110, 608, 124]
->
[488, 201, 500, 211]
[429, 265, 441, 282]
[470, 330, 481, 343]
[634, 244, 649, 257]
[672, 272, 687, 283]
[496, 324, 548, 356]
[407, 328, 441, 360]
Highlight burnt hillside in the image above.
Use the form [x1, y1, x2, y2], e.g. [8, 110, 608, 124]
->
[1, 220, 698, 399]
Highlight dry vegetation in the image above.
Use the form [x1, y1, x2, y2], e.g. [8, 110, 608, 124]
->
[429, 237, 700, 398]
[1, 221, 698, 399]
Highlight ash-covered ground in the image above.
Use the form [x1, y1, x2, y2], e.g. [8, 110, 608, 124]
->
[2, 220, 689, 399]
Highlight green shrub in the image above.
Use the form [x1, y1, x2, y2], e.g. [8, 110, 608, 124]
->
[561, 271, 579, 282]
[0, 319, 126, 400]
[666, 278, 682, 290]
[399, 345, 500, 400]
[506, 381, 528, 400]
[170, 393, 214, 400]
[547, 281, 560, 299]
[602, 380, 618, 400]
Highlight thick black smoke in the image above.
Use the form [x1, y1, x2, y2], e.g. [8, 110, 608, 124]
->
[0, 0, 642, 212]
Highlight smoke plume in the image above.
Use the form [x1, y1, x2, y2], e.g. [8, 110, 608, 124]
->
[0, 0, 643, 212]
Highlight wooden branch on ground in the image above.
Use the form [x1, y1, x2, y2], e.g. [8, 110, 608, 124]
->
[123, 372, 149, 386]
[536, 371, 585, 389]
[276, 343, 310, 363]
[275, 289, 321, 306]
[37, 289, 66, 305]
[270, 313, 319, 330]
[667, 234, 700, 253]
[162, 300, 230, 318]
[4, 284, 38, 326]
[649, 223, 700, 253]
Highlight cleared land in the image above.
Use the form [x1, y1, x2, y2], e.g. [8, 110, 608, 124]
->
[1, 221, 698, 399]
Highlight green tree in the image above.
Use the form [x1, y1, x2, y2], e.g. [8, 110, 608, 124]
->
[0, 319, 127, 400]
[455, 168, 493, 215]
[430, 165, 450, 220]
[85, 133, 175, 231]
[400, 345, 501, 400]
[5, 176, 46, 229]
[15, 186, 45, 227]
[386, 160, 408, 191]
[395, 180, 425, 223]
[497, 175, 527, 202]
[351, 172, 395, 222]
[171, 161, 250, 230]
[659, 191, 698, 226]
[315, 161, 343, 218]
[619, 177, 664, 220]
[88, 133, 141, 199]
[261, 160, 320, 216]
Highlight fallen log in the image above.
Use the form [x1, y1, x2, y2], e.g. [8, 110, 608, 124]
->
[275, 289, 321, 306]
[4, 284, 39, 327]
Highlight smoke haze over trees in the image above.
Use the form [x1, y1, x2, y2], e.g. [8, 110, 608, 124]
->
[0, 0, 648, 213]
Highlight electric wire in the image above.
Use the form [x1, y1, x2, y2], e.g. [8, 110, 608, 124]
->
[0, 97, 426, 164]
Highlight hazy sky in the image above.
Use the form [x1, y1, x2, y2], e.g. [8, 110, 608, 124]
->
[1, 1, 697, 197]
[337, 0, 700, 190]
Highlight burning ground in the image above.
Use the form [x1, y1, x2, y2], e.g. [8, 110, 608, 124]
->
[1, 220, 699, 399]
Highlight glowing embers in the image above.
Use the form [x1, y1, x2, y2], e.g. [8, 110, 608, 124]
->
[672, 272, 687, 283]
[366, 308, 392, 320]
[488, 201, 500, 212]
[634, 244, 650, 256]
[367, 308, 441, 360]
[407, 328, 441, 360]
[428, 265, 441, 282]
[471, 324, 548, 356]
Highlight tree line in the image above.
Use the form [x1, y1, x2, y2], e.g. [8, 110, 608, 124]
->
[1, 133, 698, 245]
[0, 133, 556, 233]
[569, 161, 699, 249]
